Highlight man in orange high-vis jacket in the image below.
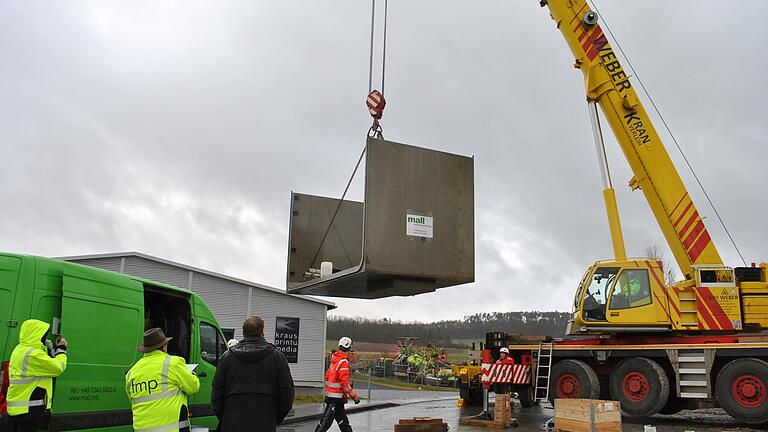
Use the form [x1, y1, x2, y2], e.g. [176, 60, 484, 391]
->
[493, 347, 515, 397]
[314, 337, 359, 432]
[495, 347, 515, 366]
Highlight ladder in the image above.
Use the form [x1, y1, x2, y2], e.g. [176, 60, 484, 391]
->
[678, 349, 709, 399]
[534, 341, 554, 402]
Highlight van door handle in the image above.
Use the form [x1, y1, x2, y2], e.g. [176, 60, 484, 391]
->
[197, 371, 207, 378]
[610, 312, 619, 317]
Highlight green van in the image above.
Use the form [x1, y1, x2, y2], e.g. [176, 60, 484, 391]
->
[0, 253, 227, 431]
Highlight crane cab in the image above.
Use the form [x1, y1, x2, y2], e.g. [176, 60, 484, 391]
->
[567, 260, 768, 335]
[567, 259, 672, 335]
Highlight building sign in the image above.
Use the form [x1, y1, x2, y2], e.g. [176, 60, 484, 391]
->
[406, 213, 433, 238]
[274, 316, 300, 363]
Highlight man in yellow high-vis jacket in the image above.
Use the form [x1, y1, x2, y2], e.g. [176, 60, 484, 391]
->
[126, 328, 199, 432]
[5, 319, 68, 432]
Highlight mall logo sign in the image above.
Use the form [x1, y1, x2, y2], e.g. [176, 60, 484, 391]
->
[406, 213, 433, 239]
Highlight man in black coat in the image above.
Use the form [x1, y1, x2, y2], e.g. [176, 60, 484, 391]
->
[212, 316, 294, 432]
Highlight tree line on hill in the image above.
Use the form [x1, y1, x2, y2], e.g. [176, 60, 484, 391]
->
[327, 311, 570, 347]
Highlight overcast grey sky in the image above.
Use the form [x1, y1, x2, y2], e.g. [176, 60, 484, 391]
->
[1, 1, 765, 322]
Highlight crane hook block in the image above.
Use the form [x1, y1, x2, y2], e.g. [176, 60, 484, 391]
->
[366, 90, 386, 120]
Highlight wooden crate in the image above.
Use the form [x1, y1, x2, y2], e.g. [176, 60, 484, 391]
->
[554, 399, 621, 432]
[394, 418, 448, 432]
[458, 394, 516, 429]
[494, 394, 512, 424]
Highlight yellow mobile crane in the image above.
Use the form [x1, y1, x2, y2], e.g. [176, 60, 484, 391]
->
[542, 0, 768, 335]
[456, 1, 768, 423]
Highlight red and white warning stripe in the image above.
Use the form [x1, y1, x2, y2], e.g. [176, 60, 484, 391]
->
[481, 363, 531, 384]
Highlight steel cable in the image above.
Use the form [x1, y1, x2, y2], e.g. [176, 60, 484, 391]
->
[588, 0, 747, 266]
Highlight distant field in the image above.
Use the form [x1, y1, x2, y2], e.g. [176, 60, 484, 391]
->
[450, 338, 484, 347]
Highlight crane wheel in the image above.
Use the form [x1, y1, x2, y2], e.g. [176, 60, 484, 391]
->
[658, 396, 690, 415]
[459, 386, 483, 406]
[716, 357, 768, 424]
[609, 357, 669, 416]
[517, 386, 536, 407]
[548, 359, 600, 404]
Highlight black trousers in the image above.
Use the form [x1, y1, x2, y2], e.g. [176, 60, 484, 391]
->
[2, 412, 48, 432]
[314, 400, 352, 432]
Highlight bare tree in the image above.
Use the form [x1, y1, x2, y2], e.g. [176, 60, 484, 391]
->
[645, 244, 678, 285]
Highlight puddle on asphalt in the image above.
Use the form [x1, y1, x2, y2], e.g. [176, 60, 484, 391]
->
[279, 397, 768, 432]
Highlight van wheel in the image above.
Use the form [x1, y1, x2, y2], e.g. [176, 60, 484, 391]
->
[549, 359, 600, 403]
[609, 357, 669, 416]
[716, 358, 768, 424]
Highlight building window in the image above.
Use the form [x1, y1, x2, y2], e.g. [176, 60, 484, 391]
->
[221, 328, 235, 340]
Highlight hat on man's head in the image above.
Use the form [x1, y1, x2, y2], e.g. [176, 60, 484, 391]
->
[138, 328, 173, 353]
[338, 337, 353, 350]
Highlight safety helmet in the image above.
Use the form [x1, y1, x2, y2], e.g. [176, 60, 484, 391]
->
[227, 339, 239, 348]
[499, 347, 510, 354]
[338, 337, 353, 349]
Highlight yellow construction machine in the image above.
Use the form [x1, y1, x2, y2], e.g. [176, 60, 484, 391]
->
[460, 2, 768, 424]
[540, 0, 767, 335]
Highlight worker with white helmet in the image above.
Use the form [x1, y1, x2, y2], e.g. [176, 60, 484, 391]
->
[492, 347, 516, 404]
[314, 337, 359, 432]
[496, 347, 514, 365]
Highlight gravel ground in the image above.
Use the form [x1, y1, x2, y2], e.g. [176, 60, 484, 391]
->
[628, 408, 768, 431]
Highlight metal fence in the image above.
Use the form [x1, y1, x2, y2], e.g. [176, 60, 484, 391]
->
[365, 360, 458, 387]
[325, 356, 459, 388]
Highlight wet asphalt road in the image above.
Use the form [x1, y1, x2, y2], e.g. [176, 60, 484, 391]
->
[279, 391, 767, 432]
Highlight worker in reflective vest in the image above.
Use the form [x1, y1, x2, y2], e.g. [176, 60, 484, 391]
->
[125, 328, 200, 432]
[492, 347, 515, 397]
[5, 319, 68, 432]
[314, 337, 359, 432]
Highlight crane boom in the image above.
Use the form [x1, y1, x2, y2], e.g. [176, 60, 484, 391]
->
[455, 5, 768, 422]
[542, 0, 722, 279]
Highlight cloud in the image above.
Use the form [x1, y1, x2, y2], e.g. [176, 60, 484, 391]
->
[1, 0, 766, 322]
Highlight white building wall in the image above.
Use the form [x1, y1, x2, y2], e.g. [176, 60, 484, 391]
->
[187, 272, 250, 340]
[249, 287, 327, 385]
[123, 256, 190, 290]
[66, 254, 329, 387]
[70, 256, 123, 273]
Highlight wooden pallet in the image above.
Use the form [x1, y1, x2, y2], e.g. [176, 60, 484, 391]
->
[459, 417, 516, 429]
[554, 418, 621, 432]
[394, 418, 448, 432]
